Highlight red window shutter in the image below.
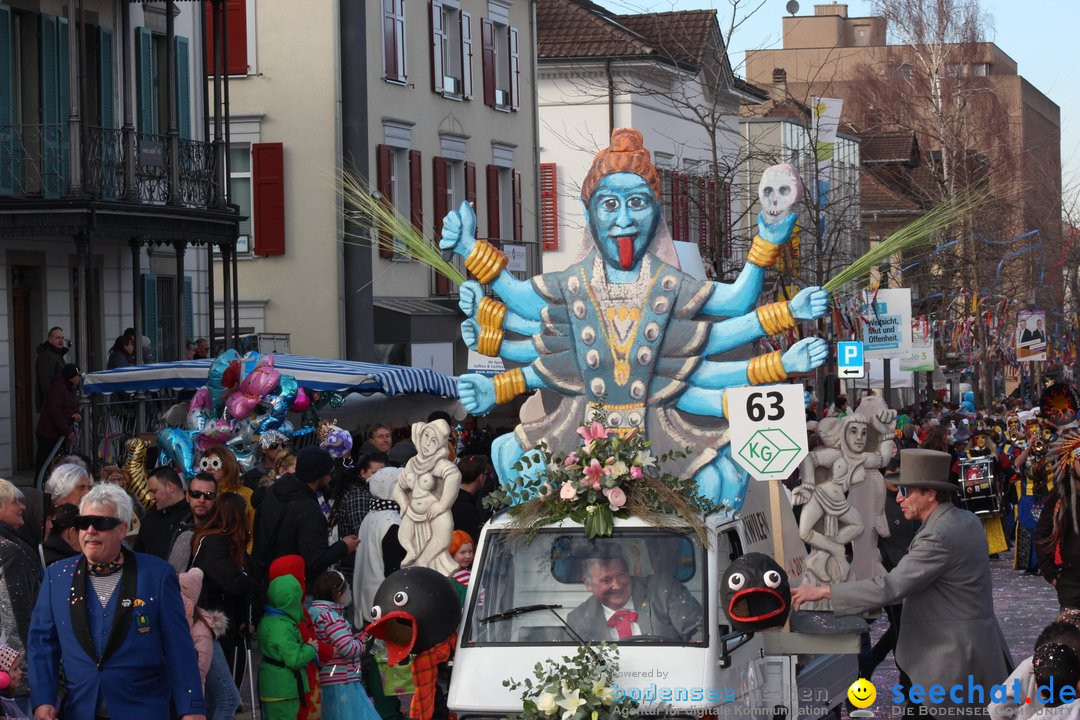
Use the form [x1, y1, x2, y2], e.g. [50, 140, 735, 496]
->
[513, 170, 522, 243]
[697, 177, 708, 253]
[383, 0, 398, 80]
[461, 12, 473, 99]
[225, 0, 247, 75]
[376, 144, 394, 258]
[540, 163, 558, 251]
[509, 27, 520, 111]
[465, 162, 477, 207]
[481, 18, 496, 107]
[433, 156, 450, 295]
[409, 150, 423, 233]
[486, 164, 500, 240]
[433, 156, 449, 233]
[673, 173, 691, 241]
[722, 181, 732, 259]
[252, 142, 285, 256]
[206, 0, 247, 76]
[430, 1, 444, 93]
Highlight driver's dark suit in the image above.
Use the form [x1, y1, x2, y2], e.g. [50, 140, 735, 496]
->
[566, 574, 703, 642]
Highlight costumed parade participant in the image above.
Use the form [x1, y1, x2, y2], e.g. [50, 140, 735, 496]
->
[1016, 419, 1057, 574]
[954, 425, 1009, 555]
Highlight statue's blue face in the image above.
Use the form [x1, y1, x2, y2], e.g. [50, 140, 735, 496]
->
[583, 172, 660, 271]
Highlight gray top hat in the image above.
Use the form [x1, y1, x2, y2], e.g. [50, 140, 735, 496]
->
[898, 448, 960, 493]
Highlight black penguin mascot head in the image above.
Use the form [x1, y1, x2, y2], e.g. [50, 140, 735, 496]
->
[365, 566, 462, 666]
[720, 553, 790, 631]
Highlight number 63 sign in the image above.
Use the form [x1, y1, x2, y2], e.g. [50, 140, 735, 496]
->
[726, 384, 809, 481]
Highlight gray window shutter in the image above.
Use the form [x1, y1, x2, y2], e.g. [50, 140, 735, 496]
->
[142, 274, 158, 360]
[39, 14, 60, 198]
[174, 36, 190, 139]
[136, 27, 153, 134]
[0, 3, 15, 195]
[183, 276, 194, 343]
[99, 27, 114, 128]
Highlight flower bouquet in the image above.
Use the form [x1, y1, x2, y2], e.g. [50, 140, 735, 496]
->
[484, 406, 718, 540]
[503, 643, 637, 720]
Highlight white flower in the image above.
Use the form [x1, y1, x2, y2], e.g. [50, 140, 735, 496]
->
[558, 685, 587, 720]
[536, 691, 559, 715]
[607, 460, 629, 478]
[634, 451, 657, 468]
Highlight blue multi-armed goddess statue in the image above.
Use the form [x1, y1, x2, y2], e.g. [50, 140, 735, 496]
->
[440, 129, 829, 510]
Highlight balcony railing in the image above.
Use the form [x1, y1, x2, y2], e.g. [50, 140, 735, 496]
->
[1, 124, 221, 210]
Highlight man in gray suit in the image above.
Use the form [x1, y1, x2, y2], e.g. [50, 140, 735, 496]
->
[792, 449, 1013, 711]
[566, 550, 703, 643]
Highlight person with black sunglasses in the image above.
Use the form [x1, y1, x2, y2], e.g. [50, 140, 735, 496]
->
[168, 474, 218, 573]
[28, 483, 206, 720]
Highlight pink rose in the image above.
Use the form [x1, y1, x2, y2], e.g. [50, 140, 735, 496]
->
[563, 452, 579, 467]
[604, 486, 627, 510]
[630, 465, 644, 480]
[560, 482, 578, 501]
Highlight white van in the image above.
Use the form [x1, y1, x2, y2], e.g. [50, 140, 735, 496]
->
[447, 481, 862, 719]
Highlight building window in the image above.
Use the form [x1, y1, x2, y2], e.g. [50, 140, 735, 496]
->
[431, 0, 473, 99]
[973, 63, 991, 77]
[229, 145, 252, 254]
[376, 143, 423, 259]
[383, 0, 406, 82]
[481, 18, 518, 110]
[540, 163, 558, 251]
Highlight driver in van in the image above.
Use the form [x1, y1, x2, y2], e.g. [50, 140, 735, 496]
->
[567, 548, 703, 642]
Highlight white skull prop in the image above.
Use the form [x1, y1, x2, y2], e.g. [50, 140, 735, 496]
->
[758, 164, 804, 223]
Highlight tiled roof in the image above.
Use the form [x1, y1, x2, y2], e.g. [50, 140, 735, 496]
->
[537, 0, 715, 69]
[862, 131, 920, 165]
[618, 11, 717, 66]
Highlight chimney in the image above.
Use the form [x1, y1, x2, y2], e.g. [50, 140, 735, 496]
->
[814, 3, 848, 17]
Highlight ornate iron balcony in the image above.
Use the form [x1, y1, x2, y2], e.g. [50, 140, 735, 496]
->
[2, 124, 220, 210]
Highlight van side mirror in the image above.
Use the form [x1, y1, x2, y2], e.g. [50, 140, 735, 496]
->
[718, 628, 754, 669]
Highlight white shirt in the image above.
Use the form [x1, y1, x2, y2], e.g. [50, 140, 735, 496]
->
[601, 599, 641, 640]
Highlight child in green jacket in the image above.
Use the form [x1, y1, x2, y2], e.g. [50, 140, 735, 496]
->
[258, 574, 318, 720]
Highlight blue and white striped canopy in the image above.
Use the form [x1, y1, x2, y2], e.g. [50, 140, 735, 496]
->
[83, 355, 459, 398]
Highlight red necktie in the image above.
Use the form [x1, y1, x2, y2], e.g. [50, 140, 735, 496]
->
[607, 609, 638, 639]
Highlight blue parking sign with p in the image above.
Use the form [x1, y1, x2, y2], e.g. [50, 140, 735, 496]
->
[838, 341, 864, 378]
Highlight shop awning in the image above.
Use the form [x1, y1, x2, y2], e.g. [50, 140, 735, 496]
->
[83, 355, 459, 397]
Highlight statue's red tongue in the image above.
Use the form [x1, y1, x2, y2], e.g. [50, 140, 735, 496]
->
[617, 236, 634, 269]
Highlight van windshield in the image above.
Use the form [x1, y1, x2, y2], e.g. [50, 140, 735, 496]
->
[462, 529, 708, 647]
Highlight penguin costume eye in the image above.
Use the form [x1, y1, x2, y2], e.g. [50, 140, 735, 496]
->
[727, 573, 746, 591]
[764, 570, 782, 588]
[393, 591, 409, 606]
[370, 605, 382, 620]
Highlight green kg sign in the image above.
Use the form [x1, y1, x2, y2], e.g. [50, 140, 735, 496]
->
[737, 429, 802, 475]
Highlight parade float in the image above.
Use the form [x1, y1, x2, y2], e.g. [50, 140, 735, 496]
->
[340, 126, 991, 720]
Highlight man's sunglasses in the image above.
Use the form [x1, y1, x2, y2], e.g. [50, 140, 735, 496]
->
[75, 515, 124, 531]
[188, 489, 216, 500]
[897, 485, 910, 498]
[266, 443, 284, 451]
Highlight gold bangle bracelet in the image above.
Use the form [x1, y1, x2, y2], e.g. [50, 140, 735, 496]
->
[493, 368, 527, 405]
[747, 236, 782, 268]
[465, 241, 509, 284]
[757, 301, 797, 335]
[477, 296, 508, 329]
[748, 351, 788, 385]
[477, 327, 504, 357]
[722, 390, 729, 419]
